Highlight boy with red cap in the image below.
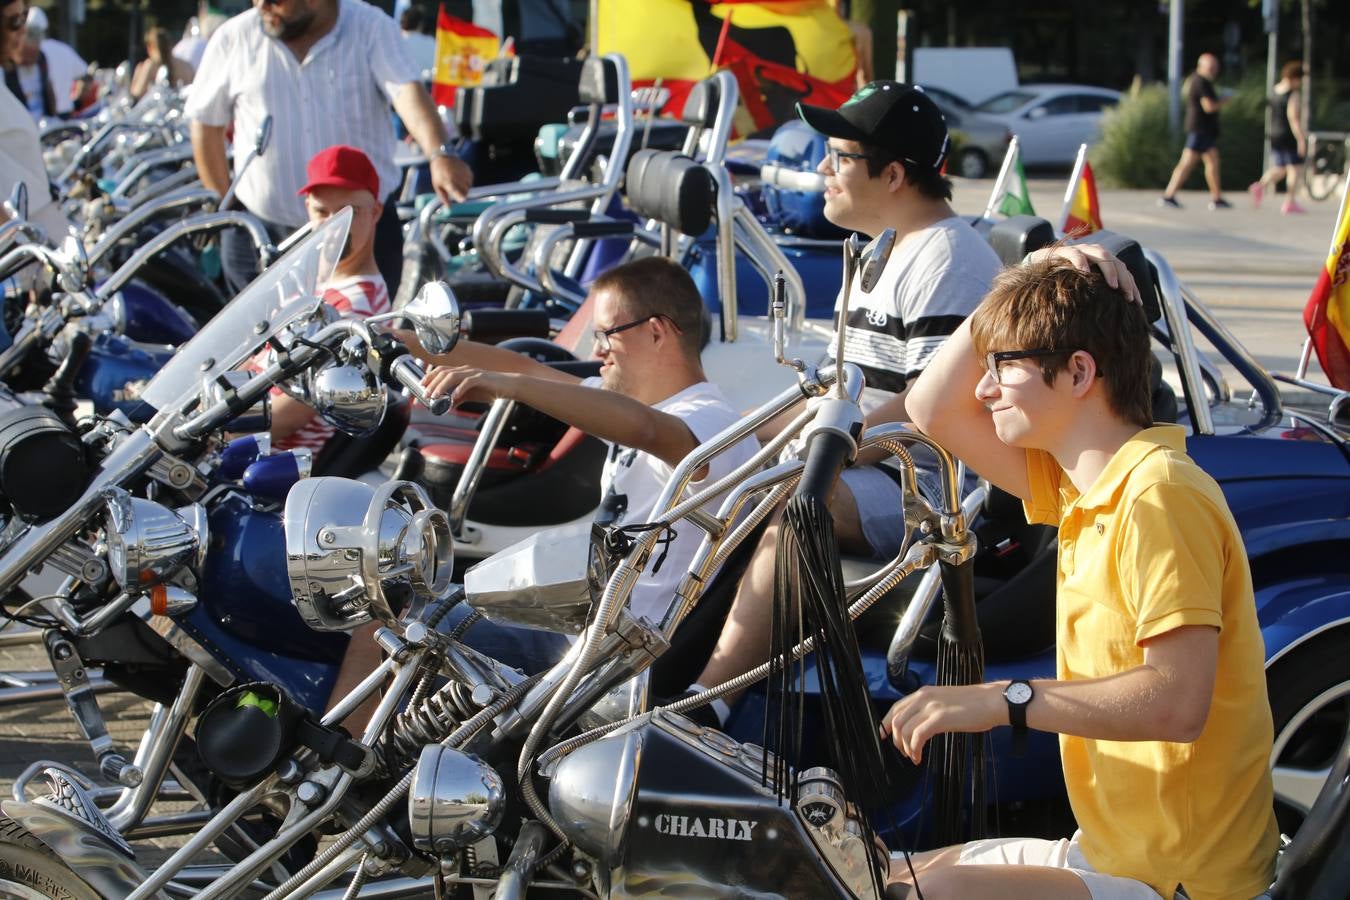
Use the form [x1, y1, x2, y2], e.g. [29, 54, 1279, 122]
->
[262, 144, 394, 452]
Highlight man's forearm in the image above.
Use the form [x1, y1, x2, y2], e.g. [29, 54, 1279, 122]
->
[498, 375, 697, 468]
[1025, 666, 1208, 744]
[393, 82, 449, 156]
[404, 336, 578, 384]
[190, 121, 231, 198]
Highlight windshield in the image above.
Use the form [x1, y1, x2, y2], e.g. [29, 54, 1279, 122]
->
[140, 208, 350, 411]
[977, 90, 1037, 114]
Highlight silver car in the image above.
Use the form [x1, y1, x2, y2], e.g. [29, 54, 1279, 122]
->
[920, 85, 1013, 180]
[974, 84, 1122, 167]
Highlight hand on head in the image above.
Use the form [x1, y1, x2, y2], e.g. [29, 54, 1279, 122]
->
[1025, 244, 1141, 305]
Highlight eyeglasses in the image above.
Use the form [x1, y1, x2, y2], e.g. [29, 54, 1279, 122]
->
[592, 314, 679, 353]
[826, 145, 870, 171]
[983, 348, 1086, 384]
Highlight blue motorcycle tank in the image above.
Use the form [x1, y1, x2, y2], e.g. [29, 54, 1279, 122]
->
[761, 121, 848, 240]
[75, 333, 172, 417]
[111, 281, 199, 346]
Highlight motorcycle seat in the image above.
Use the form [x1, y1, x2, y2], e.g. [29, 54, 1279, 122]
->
[625, 149, 716, 237]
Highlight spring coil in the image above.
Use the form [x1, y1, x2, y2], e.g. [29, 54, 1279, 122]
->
[385, 680, 473, 763]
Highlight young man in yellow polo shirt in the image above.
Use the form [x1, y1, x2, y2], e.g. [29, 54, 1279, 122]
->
[886, 246, 1279, 900]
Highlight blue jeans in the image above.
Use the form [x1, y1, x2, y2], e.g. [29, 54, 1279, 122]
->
[441, 602, 571, 675]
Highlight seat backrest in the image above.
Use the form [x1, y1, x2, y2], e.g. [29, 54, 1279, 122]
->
[577, 56, 621, 106]
[1066, 229, 1163, 325]
[681, 78, 721, 128]
[625, 149, 714, 236]
[986, 215, 1056, 266]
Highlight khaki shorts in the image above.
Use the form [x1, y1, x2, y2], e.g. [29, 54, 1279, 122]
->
[956, 831, 1163, 900]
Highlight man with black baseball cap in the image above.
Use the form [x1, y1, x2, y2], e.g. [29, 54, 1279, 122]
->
[688, 82, 1002, 720]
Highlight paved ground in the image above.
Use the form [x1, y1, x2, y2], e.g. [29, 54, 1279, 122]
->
[0, 183, 1344, 880]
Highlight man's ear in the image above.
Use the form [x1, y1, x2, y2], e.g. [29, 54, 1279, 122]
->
[887, 161, 906, 193]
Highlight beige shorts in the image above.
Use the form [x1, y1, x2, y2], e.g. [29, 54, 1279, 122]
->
[956, 830, 1163, 900]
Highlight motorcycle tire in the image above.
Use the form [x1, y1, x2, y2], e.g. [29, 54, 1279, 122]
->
[1266, 630, 1350, 838]
[0, 816, 101, 900]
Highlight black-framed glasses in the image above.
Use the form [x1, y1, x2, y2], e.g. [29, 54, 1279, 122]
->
[983, 348, 1084, 384]
[825, 145, 870, 171]
[592, 314, 679, 353]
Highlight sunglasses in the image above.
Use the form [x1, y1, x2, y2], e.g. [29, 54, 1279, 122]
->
[983, 348, 1093, 385]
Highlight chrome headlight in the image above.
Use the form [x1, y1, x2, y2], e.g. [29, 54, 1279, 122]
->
[102, 488, 208, 591]
[409, 746, 505, 853]
[284, 478, 453, 631]
[310, 362, 386, 437]
[264, 303, 341, 403]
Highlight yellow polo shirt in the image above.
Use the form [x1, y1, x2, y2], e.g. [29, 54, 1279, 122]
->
[1024, 425, 1278, 900]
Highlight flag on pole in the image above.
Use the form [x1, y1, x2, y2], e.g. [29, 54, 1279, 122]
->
[596, 0, 855, 132]
[1301, 184, 1350, 390]
[983, 137, 1034, 219]
[1058, 144, 1103, 238]
[431, 6, 501, 108]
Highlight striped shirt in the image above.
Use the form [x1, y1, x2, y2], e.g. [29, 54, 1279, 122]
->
[824, 216, 1002, 414]
[184, 0, 419, 227]
[262, 274, 392, 454]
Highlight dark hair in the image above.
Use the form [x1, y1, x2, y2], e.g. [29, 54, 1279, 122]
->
[589, 256, 707, 359]
[146, 26, 172, 64]
[399, 6, 423, 32]
[861, 142, 952, 201]
[970, 255, 1153, 429]
[1281, 61, 1305, 81]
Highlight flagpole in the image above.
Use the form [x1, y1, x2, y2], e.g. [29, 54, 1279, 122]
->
[1056, 144, 1089, 237]
[1295, 174, 1350, 379]
[983, 136, 1020, 220]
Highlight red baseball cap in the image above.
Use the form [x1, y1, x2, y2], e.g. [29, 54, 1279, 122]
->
[297, 145, 380, 198]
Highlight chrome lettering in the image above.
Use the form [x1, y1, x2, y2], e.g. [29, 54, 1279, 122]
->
[653, 812, 759, 841]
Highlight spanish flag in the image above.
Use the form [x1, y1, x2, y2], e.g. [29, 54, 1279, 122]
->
[596, 0, 856, 133]
[431, 6, 501, 107]
[1061, 154, 1103, 238]
[1302, 191, 1350, 390]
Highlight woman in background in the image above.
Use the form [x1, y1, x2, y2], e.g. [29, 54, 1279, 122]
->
[130, 26, 193, 100]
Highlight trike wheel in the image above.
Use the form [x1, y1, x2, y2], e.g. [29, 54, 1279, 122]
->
[0, 817, 101, 900]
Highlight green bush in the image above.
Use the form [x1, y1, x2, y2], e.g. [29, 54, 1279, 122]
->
[1091, 78, 1267, 191]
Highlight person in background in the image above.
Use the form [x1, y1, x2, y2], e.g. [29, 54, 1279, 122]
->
[1248, 61, 1307, 216]
[398, 6, 436, 79]
[186, 0, 472, 297]
[16, 5, 83, 117]
[173, 3, 228, 74]
[257, 145, 393, 453]
[130, 26, 194, 100]
[5, 1, 53, 119]
[1160, 52, 1231, 211]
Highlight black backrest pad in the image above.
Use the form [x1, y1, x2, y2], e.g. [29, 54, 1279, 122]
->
[986, 215, 1056, 266]
[578, 56, 621, 106]
[625, 149, 714, 236]
[681, 78, 721, 128]
[1066, 229, 1162, 324]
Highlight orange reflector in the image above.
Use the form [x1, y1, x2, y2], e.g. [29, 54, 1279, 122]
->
[149, 584, 168, 616]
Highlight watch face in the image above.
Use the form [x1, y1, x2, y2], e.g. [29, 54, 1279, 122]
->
[1005, 681, 1033, 705]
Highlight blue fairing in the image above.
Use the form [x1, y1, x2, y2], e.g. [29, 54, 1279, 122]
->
[111, 281, 200, 346]
[686, 238, 842, 321]
[178, 494, 347, 711]
[75, 334, 173, 416]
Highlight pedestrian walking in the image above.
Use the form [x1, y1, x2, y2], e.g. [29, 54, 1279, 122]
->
[1249, 61, 1307, 215]
[1160, 53, 1231, 211]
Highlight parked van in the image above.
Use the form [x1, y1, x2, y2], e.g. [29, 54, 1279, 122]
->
[911, 47, 1018, 107]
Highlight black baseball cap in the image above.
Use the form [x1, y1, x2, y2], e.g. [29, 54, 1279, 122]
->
[796, 81, 950, 171]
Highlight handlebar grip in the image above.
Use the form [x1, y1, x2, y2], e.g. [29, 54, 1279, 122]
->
[523, 208, 592, 225]
[389, 355, 451, 416]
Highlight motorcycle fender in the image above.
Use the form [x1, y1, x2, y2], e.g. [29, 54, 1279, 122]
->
[1257, 578, 1350, 667]
[0, 799, 160, 899]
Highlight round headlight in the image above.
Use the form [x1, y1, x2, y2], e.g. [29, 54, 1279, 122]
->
[311, 362, 386, 437]
[284, 478, 453, 631]
[101, 488, 208, 590]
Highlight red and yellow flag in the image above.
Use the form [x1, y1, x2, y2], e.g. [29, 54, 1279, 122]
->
[596, 0, 856, 134]
[431, 6, 501, 107]
[1062, 160, 1103, 238]
[1302, 197, 1350, 390]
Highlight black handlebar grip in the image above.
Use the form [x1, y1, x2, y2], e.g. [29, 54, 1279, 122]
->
[523, 208, 592, 225]
[796, 429, 855, 507]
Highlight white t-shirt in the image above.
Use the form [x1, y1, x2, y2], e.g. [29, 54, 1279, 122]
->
[184, 0, 421, 226]
[40, 39, 86, 115]
[825, 216, 1002, 415]
[15, 64, 44, 118]
[586, 379, 759, 627]
[0, 87, 68, 238]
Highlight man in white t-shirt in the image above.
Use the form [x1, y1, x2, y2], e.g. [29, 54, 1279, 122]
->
[691, 82, 1003, 719]
[326, 257, 758, 722]
[18, 7, 83, 117]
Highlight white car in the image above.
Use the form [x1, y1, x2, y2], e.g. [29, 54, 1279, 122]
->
[975, 84, 1121, 166]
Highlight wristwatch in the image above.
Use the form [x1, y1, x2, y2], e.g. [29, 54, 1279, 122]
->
[1003, 679, 1034, 757]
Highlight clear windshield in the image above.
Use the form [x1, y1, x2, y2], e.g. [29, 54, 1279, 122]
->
[140, 208, 350, 411]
